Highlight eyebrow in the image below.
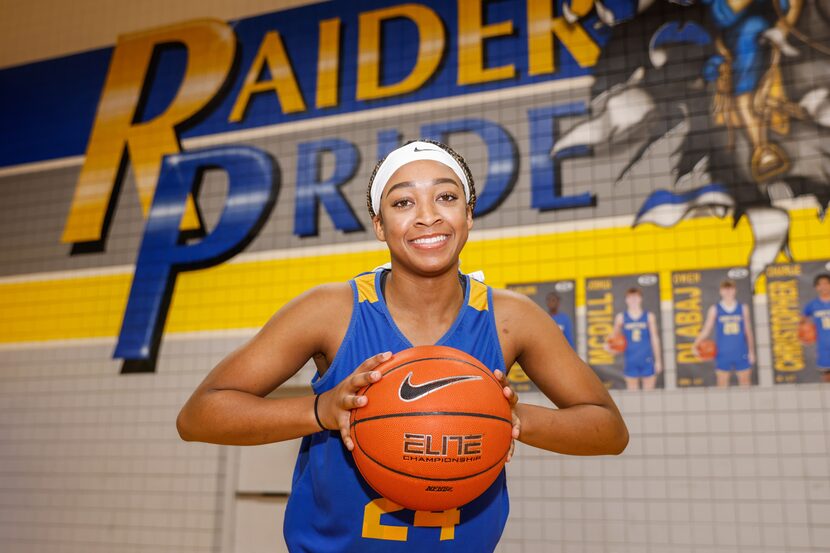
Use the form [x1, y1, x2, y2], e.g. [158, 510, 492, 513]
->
[384, 177, 460, 198]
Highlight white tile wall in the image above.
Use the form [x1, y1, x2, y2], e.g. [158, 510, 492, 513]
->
[2, 338, 826, 553]
[2, 223, 830, 551]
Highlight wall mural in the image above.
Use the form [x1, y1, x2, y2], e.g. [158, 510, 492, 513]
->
[1, 0, 828, 382]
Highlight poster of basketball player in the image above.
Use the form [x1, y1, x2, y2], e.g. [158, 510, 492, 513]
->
[672, 268, 757, 388]
[585, 274, 663, 391]
[766, 260, 830, 384]
[505, 280, 577, 392]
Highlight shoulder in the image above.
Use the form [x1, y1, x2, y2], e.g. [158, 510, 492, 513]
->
[491, 287, 553, 335]
[491, 287, 541, 320]
[291, 281, 352, 304]
[266, 281, 354, 358]
[271, 281, 353, 328]
[491, 287, 561, 361]
[295, 282, 353, 314]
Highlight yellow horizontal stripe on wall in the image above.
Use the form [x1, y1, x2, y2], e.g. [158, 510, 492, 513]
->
[1, 207, 828, 343]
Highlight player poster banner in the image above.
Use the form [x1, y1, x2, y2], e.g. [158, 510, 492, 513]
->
[766, 260, 830, 384]
[505, 280, 577, 392]
[672, 268, 757, 388]
[585, 274, 663, 391]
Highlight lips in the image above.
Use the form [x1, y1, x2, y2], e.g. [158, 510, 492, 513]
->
[409, 234, 449, 249]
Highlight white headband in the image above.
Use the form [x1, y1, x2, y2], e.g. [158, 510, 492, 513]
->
[369, 141, 470, 215]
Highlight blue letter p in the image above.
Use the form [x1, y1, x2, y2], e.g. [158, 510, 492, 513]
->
[115, 146, 277, 371]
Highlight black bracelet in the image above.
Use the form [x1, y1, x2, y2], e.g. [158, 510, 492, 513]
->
[313, 394, 327, 431]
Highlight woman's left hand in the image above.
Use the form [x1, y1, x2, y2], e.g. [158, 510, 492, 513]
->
[493, 369, 520, 462]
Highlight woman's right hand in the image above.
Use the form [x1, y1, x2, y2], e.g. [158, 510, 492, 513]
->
[315, 351, 391, 450]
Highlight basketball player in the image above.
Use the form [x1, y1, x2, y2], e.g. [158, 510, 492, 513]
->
[176, 140, 628, 552]
[546, 291, 575, 348]
[801, 273, 830, 382]
[693, 279, 756, 387]
[609, 287, 663, 391]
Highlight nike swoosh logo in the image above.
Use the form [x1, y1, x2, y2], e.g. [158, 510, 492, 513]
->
[398, 372, 482, 402]
[413, 146, 437, 153]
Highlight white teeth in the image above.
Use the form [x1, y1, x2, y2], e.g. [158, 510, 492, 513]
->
[412, 235, 448, 245]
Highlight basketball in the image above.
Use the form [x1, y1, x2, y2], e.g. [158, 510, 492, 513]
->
[798, 320, 817, 344]
[697, 339, 717, 361]
[349, 345, 513, 512]
[607, 333, 627, 353]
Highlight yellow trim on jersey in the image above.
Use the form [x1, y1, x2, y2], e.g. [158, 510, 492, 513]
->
[1, 206, 829, 343]
[468, 278, 489, 311]
[354, 273, 379, 303]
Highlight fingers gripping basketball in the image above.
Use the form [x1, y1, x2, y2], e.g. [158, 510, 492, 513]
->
[695, 339, 717, 361]
[799, 320, 817, 344]
[317, 351, 390, 450]
[349, 345, 513, 512]
[607, 333, 627, 354]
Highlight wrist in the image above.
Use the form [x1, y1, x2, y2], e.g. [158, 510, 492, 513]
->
[514, 402, 530, 440]
[313, 393, 329, 431]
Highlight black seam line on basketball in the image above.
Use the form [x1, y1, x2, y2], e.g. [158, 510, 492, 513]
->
[352, 430, 511, 483]
[362, 356, 500, 396]
[350, 411, 512, 427]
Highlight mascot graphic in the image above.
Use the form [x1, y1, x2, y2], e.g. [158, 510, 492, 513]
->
[556, 0, 830, 284]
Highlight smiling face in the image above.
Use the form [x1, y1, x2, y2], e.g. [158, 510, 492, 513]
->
[372, 160, 473, 276]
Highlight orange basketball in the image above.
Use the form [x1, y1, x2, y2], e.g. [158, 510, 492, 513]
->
[349, 345, 512, 512]
[798, 320, 817, 344]
[697, 339, 717, 361]
[607, 333, 627, 353]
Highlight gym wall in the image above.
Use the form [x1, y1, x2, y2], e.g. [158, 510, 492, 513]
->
[1, 1, 829, 552]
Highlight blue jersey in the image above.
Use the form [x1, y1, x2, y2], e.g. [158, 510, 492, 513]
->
[551, 312, 575, 348]
[622, 311, 652, 366]
[284, 270, 509, 552]
[714, 303, 751, 371]
[803, 298, 830, 368]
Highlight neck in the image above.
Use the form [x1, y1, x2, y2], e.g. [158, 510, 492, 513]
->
[384, 263, 464, 320]
[820, 293, 830, 302]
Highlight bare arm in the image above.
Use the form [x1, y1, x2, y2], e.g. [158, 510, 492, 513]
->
[612, 312, 623, 335]
[743, 304, 756, 363]
[693, 305, 717, 347]
[495, 290, 628, 456]
[648, 312, 663, 372]
[176, 284, 354, 446]
[604, 312, 624, 352]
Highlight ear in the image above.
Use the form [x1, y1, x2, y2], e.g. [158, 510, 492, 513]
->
[372, 214, 386, 242]
[466, 205, 474, 230]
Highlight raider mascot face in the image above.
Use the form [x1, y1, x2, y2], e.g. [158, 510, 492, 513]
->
[558, 0, 830, 285]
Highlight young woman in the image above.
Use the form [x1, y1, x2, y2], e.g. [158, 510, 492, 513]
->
[176, 140, 628, 552]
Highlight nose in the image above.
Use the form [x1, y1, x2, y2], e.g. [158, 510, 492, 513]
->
[415, 197, 441, 227]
